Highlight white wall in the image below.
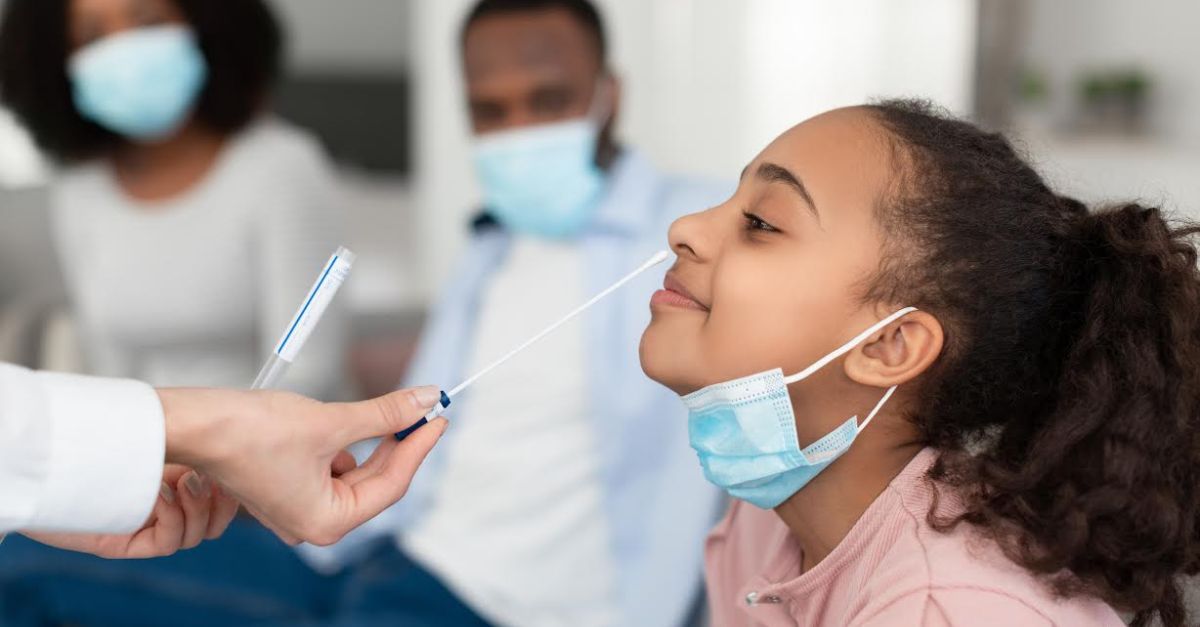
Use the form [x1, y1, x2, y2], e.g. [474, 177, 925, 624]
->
[1016, 0, 1200, 219]
[1029, 136, 1200, 221]
[609, 0, 976, 182]
[409, 0, 475, 300]
[409, 0, 976, 294]
[1022, 0, 1200, 144]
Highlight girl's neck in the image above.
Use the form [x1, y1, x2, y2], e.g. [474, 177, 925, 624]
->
[110, 121, 227, 204]
[773, 417, 922, 572]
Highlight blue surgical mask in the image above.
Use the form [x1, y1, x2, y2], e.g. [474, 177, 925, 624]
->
[682, 307, 918, 509]
[68, 25, 208, 141]
[471, 107, 607, 239]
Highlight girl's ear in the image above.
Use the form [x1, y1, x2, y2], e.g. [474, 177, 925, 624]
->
[845, 310, 943, 387]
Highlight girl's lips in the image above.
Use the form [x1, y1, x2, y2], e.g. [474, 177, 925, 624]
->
[651, 289, 707, 310]
[652, 274, 708, 311]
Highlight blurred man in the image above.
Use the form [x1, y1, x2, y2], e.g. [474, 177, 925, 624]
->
[310, 1, 729, 625]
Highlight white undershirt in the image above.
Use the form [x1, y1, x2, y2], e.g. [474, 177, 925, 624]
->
[402, 238, 618, 627]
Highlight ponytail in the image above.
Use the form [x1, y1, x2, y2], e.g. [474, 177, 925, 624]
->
[951, 203, 1200, 626]
[866, 99, 1200, 627]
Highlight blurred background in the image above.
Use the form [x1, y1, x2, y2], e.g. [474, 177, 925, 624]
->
[0, 0, 1195, 396]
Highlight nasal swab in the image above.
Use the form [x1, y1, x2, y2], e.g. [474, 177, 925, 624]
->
[395, 249, 672, 440]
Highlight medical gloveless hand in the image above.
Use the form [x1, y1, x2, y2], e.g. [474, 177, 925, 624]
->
[158, 385, 448, 546]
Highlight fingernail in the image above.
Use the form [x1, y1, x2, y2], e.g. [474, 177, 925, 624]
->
[184, 472, 211, 499]
[412, 386, 442, 408]
[160, 482, 176, 505]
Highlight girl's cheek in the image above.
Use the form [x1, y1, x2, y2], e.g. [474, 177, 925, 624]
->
[705, 294, 796, 377]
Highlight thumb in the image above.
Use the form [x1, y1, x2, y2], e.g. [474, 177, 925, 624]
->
[336, 386, 443, 444]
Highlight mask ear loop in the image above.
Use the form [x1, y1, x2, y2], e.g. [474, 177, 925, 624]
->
[782, 307, 919, 385]
[781, 307, 916, 437]
[856, 385, 897, 432]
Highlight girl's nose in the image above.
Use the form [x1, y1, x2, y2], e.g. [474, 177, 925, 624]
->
[669, 206, 719, 263]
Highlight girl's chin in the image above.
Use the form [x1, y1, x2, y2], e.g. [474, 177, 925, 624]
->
[639, 325, 704, 396]
[639, 340, 674, 388]
[638, 352, 696, 397]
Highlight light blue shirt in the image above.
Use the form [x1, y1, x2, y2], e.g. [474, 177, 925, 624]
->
[312, 151, 732, 627]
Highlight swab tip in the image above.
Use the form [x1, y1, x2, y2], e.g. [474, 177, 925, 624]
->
[648, 250, 671, 266]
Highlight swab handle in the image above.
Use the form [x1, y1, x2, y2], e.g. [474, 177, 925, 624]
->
[394, 391, 450, 441]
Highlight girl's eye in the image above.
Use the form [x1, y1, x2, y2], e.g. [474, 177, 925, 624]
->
[742, 211, 780, 234]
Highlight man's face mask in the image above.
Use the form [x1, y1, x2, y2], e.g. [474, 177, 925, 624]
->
[471, 81, 611, 239]
[682, 307, 917, 509]
[68, 25, 208, 141]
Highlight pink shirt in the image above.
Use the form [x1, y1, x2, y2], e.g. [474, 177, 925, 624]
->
[704, 448, 1124, 626]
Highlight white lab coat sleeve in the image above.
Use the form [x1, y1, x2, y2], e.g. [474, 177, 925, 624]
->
[0, 362, 164, 535]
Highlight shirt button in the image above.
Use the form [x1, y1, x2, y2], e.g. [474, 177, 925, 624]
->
[745, 591, 784, 606]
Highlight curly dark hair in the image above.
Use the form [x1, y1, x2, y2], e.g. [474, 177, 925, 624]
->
[0, 0, 282, 162]
[862, 99, 1200, 626]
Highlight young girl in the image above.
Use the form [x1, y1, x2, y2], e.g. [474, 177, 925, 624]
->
[640, 100, 1200, 626]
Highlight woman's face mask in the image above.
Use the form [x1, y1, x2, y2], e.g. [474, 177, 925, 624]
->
[68, 24, 207, 141]
[639, 107, 901, 460]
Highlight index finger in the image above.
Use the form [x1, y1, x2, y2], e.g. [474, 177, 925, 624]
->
[336, 417, 448, 532]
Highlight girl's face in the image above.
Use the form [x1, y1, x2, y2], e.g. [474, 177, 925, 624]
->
[640, 108, 902, 410]
[69, 0, 186, 51]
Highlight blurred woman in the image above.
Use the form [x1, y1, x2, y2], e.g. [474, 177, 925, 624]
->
[0, 0, 346, 397]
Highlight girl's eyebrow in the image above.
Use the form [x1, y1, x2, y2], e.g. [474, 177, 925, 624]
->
[741, 161, 820, 221]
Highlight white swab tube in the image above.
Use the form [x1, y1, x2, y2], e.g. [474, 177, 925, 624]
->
[252, 246, 356, 390]
[395, 249, 671, 440]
